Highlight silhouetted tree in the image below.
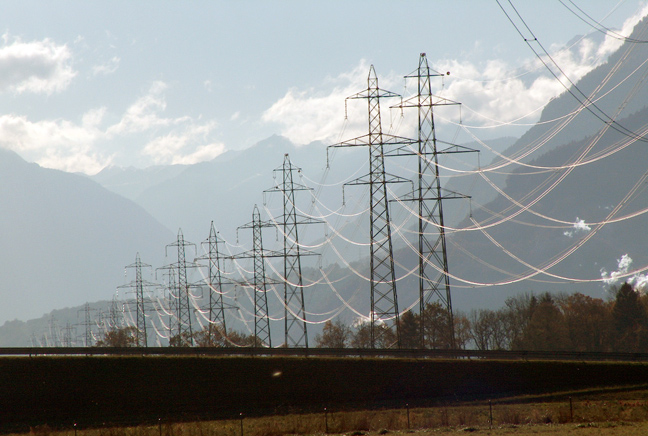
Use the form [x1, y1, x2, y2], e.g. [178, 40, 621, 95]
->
[469, 309, 508, 350]
[421, 302, 452, 349]
[315, 319, 352, 348]
[612, 282, 648, 351]
[398, 311, 420, 348]
[95, 326, 138, 347]
[520, 293, 571, 351]
[559, 293, 613, 352]
[350, 320, 396, 348]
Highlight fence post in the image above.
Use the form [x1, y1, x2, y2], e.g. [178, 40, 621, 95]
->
[569, 397, 573, 422]
[240, 413, 244, 436]
[324, 407, 329, 434]
[406, 404, 410, 429]
[489, 400, 493, 429]
[74, 423, 77, 436]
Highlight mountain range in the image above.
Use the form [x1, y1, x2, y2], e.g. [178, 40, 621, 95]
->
[1, 17, 648, 345]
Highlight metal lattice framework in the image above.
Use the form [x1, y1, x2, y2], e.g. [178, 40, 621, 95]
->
[160, 229, 198, 346]
[329, 65, 416, 348]
[264, 154, 322, 348]
[78, 302, 96, 347]
[392, 53, 478, 348]
[196, 221, 237, 342]
[119, 253, 156, 347]
[233, 205, 283, 347]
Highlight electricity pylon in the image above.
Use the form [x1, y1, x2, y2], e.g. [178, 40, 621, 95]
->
[159, 229, 199, 346]
[232, 205, 283, 347]
[328, 65, 415, 348]
[264, 154, 322, 348]
[391, 53, 478, 348]
[78, 302, 96, 347]
[196, 221, 237, 344]
[119, 253, 157, 347]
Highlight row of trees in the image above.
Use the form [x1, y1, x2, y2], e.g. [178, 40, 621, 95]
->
[97, 283, 647, 352]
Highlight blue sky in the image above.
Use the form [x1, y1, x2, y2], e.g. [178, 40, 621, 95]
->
[0, 1, 646, 173]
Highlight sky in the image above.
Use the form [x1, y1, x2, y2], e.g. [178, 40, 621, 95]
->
[0, 1, 647, 174]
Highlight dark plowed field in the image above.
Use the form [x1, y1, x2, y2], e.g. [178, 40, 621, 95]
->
[2, 356, 648, 431]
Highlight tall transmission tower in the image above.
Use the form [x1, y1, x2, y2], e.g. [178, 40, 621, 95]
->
[328, 65, 415, 348]
[119, 253, 156, 347]
[62, 323, 75, 347]
[78, 302, 96, 347]
[264, 154, 322, 348]
[233, 205, 283, 347]
[49, 316, 61, 347]
[392, 53, 478, 348]
[196, 222, 236, 344]
[160, 229, 198, 346]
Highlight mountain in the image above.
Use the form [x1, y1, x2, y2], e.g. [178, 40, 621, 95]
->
[0, 148, 174, 324]
[505, 15, 648, 165]
[443, 103, 648, 312]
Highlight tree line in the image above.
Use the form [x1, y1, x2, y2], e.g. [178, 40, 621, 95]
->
[97, 282, 647, 352]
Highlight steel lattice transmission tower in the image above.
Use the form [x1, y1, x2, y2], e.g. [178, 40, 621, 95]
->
[329, 65, 415, 348]
[393, 53, 478, 348]
[119, 253, 156, 347]
[264, 154, 322, 348]
[160, 229, 198, 346]
[233, 205, 283, 347]
[196, 221, 236, 342]
[78, 302, 96, 347]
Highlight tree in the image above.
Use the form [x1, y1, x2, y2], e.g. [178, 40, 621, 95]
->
[350, 320, 396, 348]
[315, 319, 352, 348]
[559, 293, 613, 352]
[469, 309, 508, 351]
[421, 302, 452, 349]
[502, 293, 537, 350]
[95, 326, 138, 347]
[453, 312, 471, 350]
[519, 293, 572, 351]
[398, 311, 420, 349]
[169, 331, 194, 347]
[193, 324, 228, 347]
[612, 282, 648, 351]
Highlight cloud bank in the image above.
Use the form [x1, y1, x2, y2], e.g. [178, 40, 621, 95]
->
[0, 34, 76, 94]
[263, 6, 648, 145]
[0, 79, 225, 174]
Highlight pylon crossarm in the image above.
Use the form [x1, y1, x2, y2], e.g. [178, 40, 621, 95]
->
[436, 141, 480, 154]
[227, 249, 285, 260]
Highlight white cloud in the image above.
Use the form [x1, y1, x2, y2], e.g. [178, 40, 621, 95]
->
[141, 122, 225, 165]
[262, 60, 402, 145]
[263, 16, 648, 145]
[563, 217, 591, 238]
[600, 253, 648, 293]
[0, 34, 76, 94]
[106, 81, 182, 136]
[0, 81, 224, 173]
[598, 3, 648, 59]
[0, 113, 107, 173]
[171, 143, 226, 165]
[601, 253, 633, 286]
[92, 56, 120, 76]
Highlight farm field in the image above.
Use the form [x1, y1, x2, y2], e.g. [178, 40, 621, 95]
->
[19, 392, 648, 436]
[4, 356, 648, 433]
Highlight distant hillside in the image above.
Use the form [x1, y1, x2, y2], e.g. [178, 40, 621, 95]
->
[0, 149, 174, 324]
[444, 104, 648, 311]
[504, 15, 648, 165]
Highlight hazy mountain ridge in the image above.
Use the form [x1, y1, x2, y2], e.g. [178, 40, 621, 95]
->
[504, 15, 648, 165]
[443, 103, 648, 311]
[2, 19, 648, 346]
[0, 148, 174, 326]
